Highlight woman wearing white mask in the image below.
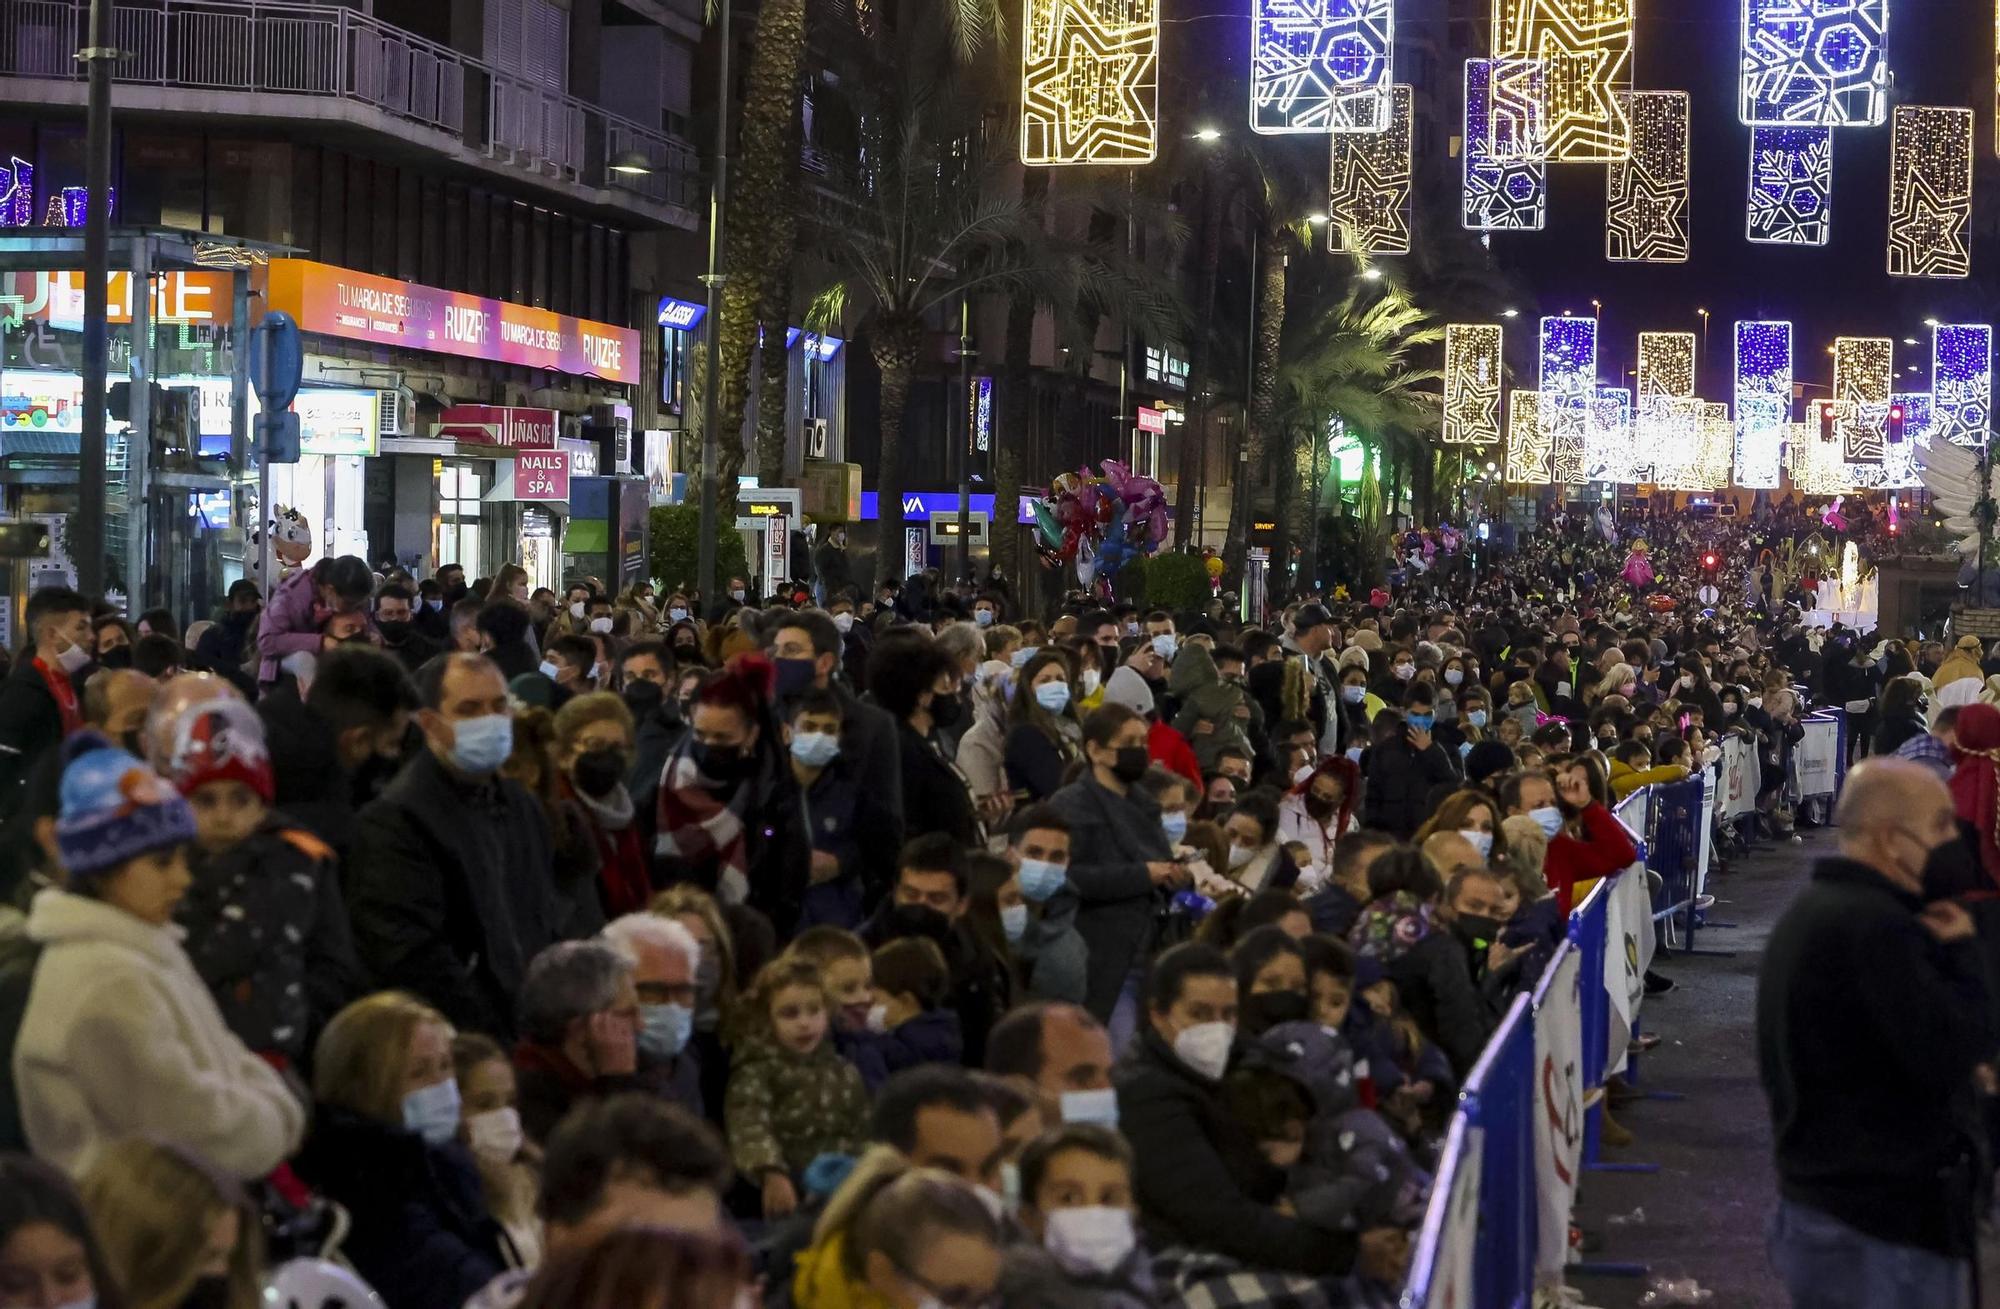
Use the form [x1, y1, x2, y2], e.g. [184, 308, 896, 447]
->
[453, 1033, 543, 1271]
[1218, 791, 1299, 895]
[953, 658, 1017, 821]
[1000, 1124, 1156, 1309]
[1004, 652, 1084, 804]
[295, 992, 510, 1309]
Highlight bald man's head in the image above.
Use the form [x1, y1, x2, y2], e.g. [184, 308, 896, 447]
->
[142, 671, 244, 771]
[1836, 757, 1958, 894]
[83, 668, 156, 747]
[1421, 831, 1483, 881]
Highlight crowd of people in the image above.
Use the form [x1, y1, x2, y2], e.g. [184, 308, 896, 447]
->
[0, 499, 1980, 1309]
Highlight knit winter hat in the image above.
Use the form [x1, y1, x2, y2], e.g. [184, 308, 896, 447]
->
[1102, 666, 1155, 716]
[161, 698, 274, 803]
[1466, 741, 1517, 786]
[56, 731, 197, 879]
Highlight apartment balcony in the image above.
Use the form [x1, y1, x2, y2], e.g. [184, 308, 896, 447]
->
[0, 0, 701, 229]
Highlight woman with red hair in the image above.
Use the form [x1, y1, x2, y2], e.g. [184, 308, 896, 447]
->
[1276, 756, 1359, 888]
[654, 654, 810, 935]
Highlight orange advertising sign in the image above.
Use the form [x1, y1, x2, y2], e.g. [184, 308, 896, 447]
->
[259, 259, 639, 386]
[1, 270, 235, 325]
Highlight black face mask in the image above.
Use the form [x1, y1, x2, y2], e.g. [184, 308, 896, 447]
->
[1304, 794, 1337, 820]
[884, 901, 953, 946]
[351, 752, 403, 805]
[98, 646, 132, 669]
[929, 691, 964, 730]
[621, 678, 667, 721]
[1922, 833, 1981, 902]
[1245, 989, 1310, 1033]
[692, 739, 750, 780]
[573, 748, 627, 799]
[377, 619, 412, 644]
[1111, 745, 1151, 784]
[1454, 913, 1503, 948]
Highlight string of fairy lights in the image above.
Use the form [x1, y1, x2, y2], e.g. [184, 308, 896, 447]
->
[1016, 0, 1998, 493]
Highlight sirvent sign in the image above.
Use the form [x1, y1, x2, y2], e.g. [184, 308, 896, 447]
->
[261, 259, 640, 385]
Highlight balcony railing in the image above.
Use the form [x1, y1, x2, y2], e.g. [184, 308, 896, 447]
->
[0, 0, 698, 218]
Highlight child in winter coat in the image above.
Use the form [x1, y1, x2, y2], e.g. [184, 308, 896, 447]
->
[1002, 1124, 1159, 1309]
[786, 925, 891, 1090]
[159, 698, 361, 1066]
[869, 937, 963, 1072]
[725, 956, 870, 1222]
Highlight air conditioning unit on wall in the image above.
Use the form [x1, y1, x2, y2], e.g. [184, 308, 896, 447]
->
[375, 390, 411, 436]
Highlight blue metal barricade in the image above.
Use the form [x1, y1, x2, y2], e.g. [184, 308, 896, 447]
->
[1646, 778, 1707, 951]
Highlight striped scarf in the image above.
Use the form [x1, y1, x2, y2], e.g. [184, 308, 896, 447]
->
[654, 742, 751, 905]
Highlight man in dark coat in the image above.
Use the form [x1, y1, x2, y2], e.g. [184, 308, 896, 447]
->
[0, 586, 93, 823]
[1361, 707, 1457, 840]
[511, 940, 644, 1145]
[1114, 942, 1401, 1281]
[768, 608, 903, 846]
[373, 583, 442, 674]
[1758, 759, 1992, 1308]
[260, 646, 418, 864]
[347, 653, 566, 1039]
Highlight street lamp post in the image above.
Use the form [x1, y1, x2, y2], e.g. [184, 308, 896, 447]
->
[695, 0, 733, 610]
[1696, 307, 1710, 387]
[955, 297, 973, 584]
[77, 0, 116, 597]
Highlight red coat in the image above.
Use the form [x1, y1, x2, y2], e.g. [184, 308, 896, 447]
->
[1148, 720, 1203, 789]
[1543, 802, 1641, 917]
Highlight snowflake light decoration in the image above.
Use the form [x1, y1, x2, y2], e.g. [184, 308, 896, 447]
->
[1251, 0, 1394, 133]
[1747, 126, 1832, 245]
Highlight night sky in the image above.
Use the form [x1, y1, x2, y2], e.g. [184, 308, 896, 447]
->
[1479, 0, 1995, 400]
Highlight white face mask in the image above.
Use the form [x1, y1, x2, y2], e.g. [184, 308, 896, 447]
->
[1080, 668, 1102, 696]
[1227, 843, 1255, 870]
[569, 601, 586, 619]
[54, 637, 92, 675]
[1445, 669, 1464, 685]
[833, 612, 855, 634]
[1000, 903, 1029, 941]
[1459, 829, 1494, 860]
[465, 1106, 523, 1164]
[1044, 1205, 1139, 1276]
[589, 616, 614, 634]
[1059, 1087, 1120, 1127]
[1171, 1020, 1235, 1081]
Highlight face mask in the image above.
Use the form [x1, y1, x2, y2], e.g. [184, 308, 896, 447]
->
[1460, 828, 1494, 860]
[1012, 644, 1041, 669]
[1247, 989, 1310, 1030]
[1000, 903, 1029, 942]
[1749, 696, 1763, 709]
[1393, 663, 1415, 681]
[1125, 621, 1141, 638]
[1529, 805, 1564, 839]
[1014, 857, 1069, 905]
[1620, 682, 1638, 697]
[1454, 913, 1503, 949]
[865, 1002, 889, 1035]
[692, 739, 749, 779]
[426, 598, 444, 612]
[669, 606, 690, 624]
[1035, 681, 1073, 713]
[1152, 634, 1178, 661]
[449, 714, 514, 775]
[731, 589, 746, 603]
[1304, 793, 1337, 820]
[1110, 745, 1150, 784]
[568, 601, 587, 620]
[1445, 669, 1464, 685]
[573, 747, 627, 799]
[54, 637, 92, 675]
[790, 731, 841, 768]
[402, 1077, 461, 1145]
[589, 616, 614, 635]
[1171, 1020, 1235, 1081]
[1227, 843, 1255, 870]
[1061, 1087, 1120, 1127]
[465, 1106, 523, 1164]
[539, 659, 563, 682]
[377, 619, 412, 644]
[775, 657, 818, 697]
[929, 691, 964, 730]
[638, 1002, 695, 1059]
[975, 609, 995, 628]
[1467, 710, 1489, 729]
[623, 679, 666, 720]
[97, 645, 132, 669]
[1045, 1205, 1139, 1276]
[1406, 713, 1435, 734]
[832, 612, 854, 634]
[1161, 811, 1188, 844]
[1341, 684, 1367, 705]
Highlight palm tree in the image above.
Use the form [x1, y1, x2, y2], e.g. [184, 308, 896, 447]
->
[1271, 260, 1443, 596]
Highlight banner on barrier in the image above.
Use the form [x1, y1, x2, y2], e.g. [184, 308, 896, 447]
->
[1721, 736, 1762, 819]
[1604, 866, 1656, 1076]
[1533, 947, 1584, 1278]
[1797, 719, 1841, 797]
[1430, 1123, 1482, 1309]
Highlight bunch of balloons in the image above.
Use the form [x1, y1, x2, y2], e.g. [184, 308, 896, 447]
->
[1032, 460, 1170, 592]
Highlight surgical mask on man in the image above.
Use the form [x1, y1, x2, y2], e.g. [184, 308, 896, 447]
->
[1467, 710, 1489, 729]
[1060, 1087, 1120, 1127]
[790, 732, 841, 768]
[569, 601, 587, 620]
[1017, 858, 1068, 902]
[637, 1002, 694, 1059]
[832, 611, 854, 634]
[448, 714, 514, 775]
[1529, 805, 1564, 839]
[1152, 634, 1178, 662]
[54, 636, 92, 676]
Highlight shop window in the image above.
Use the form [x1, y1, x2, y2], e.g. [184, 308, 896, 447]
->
[438, 463, 483, 570]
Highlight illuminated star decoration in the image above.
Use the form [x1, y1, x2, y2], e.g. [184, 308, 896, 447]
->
[1329, 84, 1412, 255]
[1444, 324, 1505, 446]
[1251, 0, 1394, 134]
[1933, 324, 1992, 449]
[1887, 105, 1973, 279]
[1739, 0, 1888, 127]
[1505, 390, 1550, 484]
[1633, 331, 1695, 481]
[1464, 58, 1546, 231]
[1606, 91, 1690, 263]
[1733, 321, 1791, 489]
[1747, 126, 1833, 245]
[1021, 0, 1160, 166]
[1539, 315, 1597, 484]
[1492, 0, 1634, 162]
[0, 157, 30, 229]
[1834, 336, 1893, 465]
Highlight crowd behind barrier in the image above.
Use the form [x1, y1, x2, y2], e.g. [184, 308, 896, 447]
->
[1402, 716, 1850, 1307]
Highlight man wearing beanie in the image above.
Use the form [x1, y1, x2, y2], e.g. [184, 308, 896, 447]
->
[12, 731, 305, 1179]
[162, 698, 364, 1065]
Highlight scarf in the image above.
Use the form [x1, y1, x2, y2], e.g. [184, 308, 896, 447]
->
[654, 742, 753, 906]
[1949, 702, 2000, 888]
[32, 657, 80, 736]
